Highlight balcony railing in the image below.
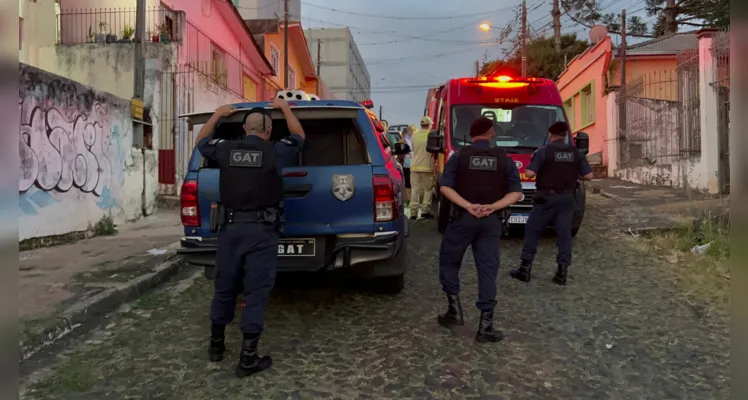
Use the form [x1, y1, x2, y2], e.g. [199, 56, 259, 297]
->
[57, 7, 183, 45]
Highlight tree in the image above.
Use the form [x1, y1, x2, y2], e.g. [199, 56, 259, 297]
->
[480, 34, 590, 80]
[561, 0, 729, 38]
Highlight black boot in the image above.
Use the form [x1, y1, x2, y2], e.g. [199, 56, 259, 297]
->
[437, 294, 465, 327]
[208, 324, 226, 362]
[509, 261, 532, 282]
[235, 334, 273, 378]
[552, 265, 568, 285]
[475, 311, 505, 343]
[421, 213, 434, 220]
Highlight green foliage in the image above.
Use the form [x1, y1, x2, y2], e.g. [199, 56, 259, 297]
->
[93, 215, 117, 237]
[561, 0, 729, 38]
[480, 34, 590, 80]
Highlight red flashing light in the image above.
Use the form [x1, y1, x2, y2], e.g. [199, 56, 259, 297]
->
[180, 180, 200, 227]
[361, 100, 374, 109]
[463, 76, 545, 87]
[373, 175, 397, 222]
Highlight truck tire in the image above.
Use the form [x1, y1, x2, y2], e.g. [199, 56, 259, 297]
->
[364, 240, 406, 295]
[368, 274, 405, 295]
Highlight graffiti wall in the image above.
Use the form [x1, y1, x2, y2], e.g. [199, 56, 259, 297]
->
[19, 64, 157, 240]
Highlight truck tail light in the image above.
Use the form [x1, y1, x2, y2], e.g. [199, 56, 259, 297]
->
[180, 180, 200, 227]
[373, 175, 397, 222]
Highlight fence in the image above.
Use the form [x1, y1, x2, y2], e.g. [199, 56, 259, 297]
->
[711, 28, 730, 193]
[58, 7, 183, 45]
[615, 70, 681, 168]
[676, 48, 701, 157]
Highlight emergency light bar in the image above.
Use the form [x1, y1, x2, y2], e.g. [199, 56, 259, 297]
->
[463, 75, 545, 89]
[276, 89, 320, 101]
[360, 99, 374, 109]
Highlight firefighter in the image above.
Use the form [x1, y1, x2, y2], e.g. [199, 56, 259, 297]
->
[436, 116, 524, 343]
[409, 117, 436, 220]
[510, 121, 593, 285]
[193, 98, 305, 378]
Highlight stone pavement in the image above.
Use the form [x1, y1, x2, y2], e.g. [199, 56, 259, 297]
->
[19, 208, 184, 359]
[591, 178, 730, 232]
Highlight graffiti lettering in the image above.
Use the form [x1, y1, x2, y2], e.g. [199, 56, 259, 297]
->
[19, 102, 112, 196]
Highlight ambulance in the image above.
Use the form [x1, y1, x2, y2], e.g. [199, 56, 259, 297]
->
[423, 75, 590, 235]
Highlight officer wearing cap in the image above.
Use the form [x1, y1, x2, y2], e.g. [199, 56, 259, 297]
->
[436, 116, 523, 343]
[193, 97, 305, 378]
[409, 116, 436, 220]
[509, 121, 593, 285]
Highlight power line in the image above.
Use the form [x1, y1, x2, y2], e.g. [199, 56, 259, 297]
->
[301, 1, 524, 20]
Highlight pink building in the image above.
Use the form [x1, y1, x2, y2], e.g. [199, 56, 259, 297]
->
[556, 37, 613, 168]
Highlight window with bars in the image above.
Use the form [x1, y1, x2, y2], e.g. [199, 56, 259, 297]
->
[211, 43, 227, 87]
[270, 45, 280, 77]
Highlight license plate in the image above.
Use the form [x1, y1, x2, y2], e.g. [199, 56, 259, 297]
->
[508, 214, 529, 224]
[278, 238, 316, 257]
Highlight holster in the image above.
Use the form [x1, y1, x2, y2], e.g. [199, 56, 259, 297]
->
[533, 192, 549, 204]
[499, 208, 511, 236]
[209, 203, 226, 233]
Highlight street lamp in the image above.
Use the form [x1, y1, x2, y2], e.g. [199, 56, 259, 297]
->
[478, 23, 491, 32]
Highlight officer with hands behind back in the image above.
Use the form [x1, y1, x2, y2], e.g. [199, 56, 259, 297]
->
[436, 117, 524, 343]
[193, 97, 305, 378]
[509, 121, 593, 286]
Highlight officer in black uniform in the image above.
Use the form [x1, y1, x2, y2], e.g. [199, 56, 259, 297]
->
[437, 117, 524, 343]
[194, 98, 305, 378]
[509, 121, 593, 285]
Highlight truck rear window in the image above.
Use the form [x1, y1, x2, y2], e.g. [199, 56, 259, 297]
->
[204, 116, 369, 168]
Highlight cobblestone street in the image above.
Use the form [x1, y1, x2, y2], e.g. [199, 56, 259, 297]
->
[21, 195, 730, 400]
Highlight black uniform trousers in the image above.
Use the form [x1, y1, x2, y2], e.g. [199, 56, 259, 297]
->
[439, 211, 502, 311]
[521, 193, 575, 267]
[211, 221, 279, 335]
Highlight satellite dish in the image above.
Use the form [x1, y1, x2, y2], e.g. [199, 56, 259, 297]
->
[589, 25, 608, 44]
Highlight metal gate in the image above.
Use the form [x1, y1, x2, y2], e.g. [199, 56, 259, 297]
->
[711, 28, 730, 194]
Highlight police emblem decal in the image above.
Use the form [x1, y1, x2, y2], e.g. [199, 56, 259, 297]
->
[332, 174, 355, 202]
[515, 160, 523, 169]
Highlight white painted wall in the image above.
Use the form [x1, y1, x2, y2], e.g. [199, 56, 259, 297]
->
[19, 0, 58, 68]
[19, 64, 158, 240]
[608, 33, 723, 194]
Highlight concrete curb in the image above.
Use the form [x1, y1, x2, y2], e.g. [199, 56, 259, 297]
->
[20, 251, 185, 361]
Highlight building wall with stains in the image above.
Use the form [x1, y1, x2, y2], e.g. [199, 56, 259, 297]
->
[19, 64, 158, 240]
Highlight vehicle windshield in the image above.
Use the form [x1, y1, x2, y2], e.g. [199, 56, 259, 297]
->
[450, 104, 568, 151]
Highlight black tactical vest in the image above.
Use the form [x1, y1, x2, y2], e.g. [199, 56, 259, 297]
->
[218, 138, 283, 210]
[535, 142, 580, 191]
[454, 144, 509, 205]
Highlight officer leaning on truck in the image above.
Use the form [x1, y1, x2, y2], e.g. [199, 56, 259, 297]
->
[436, 116, 523, 343]
[509, 121, 593, 286]
[192, 97, 306, 378]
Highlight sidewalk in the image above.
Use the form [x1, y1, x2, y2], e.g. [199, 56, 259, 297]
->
[19, 208, 184, 360]
[591, 178, 730, 232]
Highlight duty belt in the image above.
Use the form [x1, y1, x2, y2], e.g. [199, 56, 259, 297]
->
[537, 188, 573, 195]
[227, 209, 278, 224]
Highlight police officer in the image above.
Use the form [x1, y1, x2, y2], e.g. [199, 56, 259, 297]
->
[437, 117, 524, 343]
[509, 121, 593, 285]
[193, 98, 305, 378]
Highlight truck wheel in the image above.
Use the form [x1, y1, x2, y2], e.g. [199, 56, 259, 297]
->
[368, 274, 405, 295]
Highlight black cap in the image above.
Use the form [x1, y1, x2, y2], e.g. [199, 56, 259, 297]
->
[548, 121, 569, 137]
[469, 117, 494, 137]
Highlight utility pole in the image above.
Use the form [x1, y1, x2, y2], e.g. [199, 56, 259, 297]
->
[664, 0, 676, 34]
[475, 60, 480, 76]
[552, 0, 561, 52]
[379, 105, 383, 120]
[520, 0, 527, 77]
[133, 0, 145, 99]
[283, 0, 289, 89]
[618, 10, 627, 144]
[315, 39, 321, 94]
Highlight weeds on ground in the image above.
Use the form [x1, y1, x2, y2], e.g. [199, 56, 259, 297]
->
[643, 216, 730, 311]
[92, 215, 117, 236]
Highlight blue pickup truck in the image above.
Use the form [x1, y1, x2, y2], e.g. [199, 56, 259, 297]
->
[177, 99, 409, 294]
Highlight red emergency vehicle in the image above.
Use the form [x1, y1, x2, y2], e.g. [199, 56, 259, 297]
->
[423, 75, 590, 235]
